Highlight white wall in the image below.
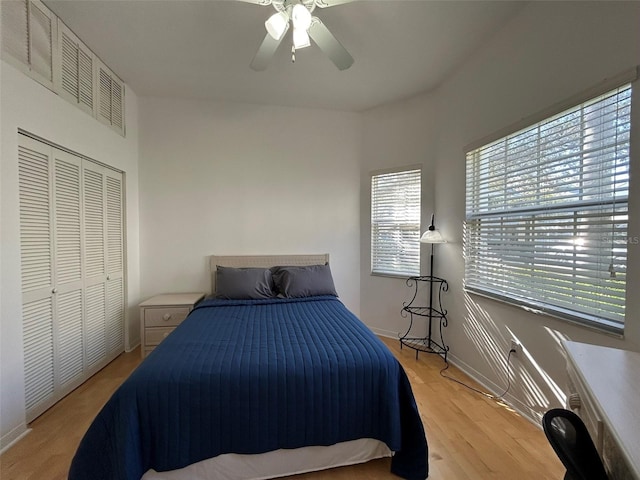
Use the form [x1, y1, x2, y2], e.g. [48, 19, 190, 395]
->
[431, 1, 640, 421]
[359, 92, 438, 337]
[138, 98, 362, 313]
[0, 61, 140, 449]
[360, 0, 640, 423]
[3, 0, 639, 452]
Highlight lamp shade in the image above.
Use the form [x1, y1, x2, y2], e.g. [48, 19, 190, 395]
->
[265, 12, 289, 41]
[420, 214, 445, 243]
[420, 229, 445, 244]
[291, 4, 312, 30]
[293, 27, 311, 49]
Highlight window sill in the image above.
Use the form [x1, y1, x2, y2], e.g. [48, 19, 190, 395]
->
[464, 287, 624, 338]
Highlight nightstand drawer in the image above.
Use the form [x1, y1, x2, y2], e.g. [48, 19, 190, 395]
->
[145, 327, 176, 345]
[144, 307, 190, 327]
[139, 293, 205, 359]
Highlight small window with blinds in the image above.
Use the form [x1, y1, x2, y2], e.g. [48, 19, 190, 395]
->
[371, 167, 421, 277]
[464, 84, 632, 333]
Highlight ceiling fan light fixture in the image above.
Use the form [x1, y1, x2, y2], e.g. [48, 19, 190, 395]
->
[291, 4, 312, 30]
[293, 27, 311, 49]
[265, 11, 289, 40]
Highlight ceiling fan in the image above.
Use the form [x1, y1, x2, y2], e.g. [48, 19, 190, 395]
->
[238, 0, 356, 71]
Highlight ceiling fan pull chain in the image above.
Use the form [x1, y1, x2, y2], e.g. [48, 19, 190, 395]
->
[291, 44, 296, 63]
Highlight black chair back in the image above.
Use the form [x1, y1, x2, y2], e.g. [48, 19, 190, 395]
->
[542, 408, 608, 480]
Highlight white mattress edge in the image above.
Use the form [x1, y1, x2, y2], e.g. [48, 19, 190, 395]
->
[142, 438, 392, 480]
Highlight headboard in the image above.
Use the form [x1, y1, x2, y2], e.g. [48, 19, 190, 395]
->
[209, 254, 330, 295]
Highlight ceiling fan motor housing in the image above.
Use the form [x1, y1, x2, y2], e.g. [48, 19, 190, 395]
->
[271, 0, 316, 14]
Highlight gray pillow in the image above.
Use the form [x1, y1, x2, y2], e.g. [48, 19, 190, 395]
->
[272, 264, 338, 298]
[215, 266, 276, 299]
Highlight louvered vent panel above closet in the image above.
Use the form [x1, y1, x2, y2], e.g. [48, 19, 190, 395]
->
[99, 67, 111, 122]
[2, 0, 126, 135]
[60, 32, 79, 99]
[78, 49, 94, 111]
[97, 63, 125, 135]
[22, 297, 54, 411]
[28, 0, 54, 83]
[58, 22, 94, 114]
[19, 145, 52, 295]
[111, 81, 124, 130]
[1, 0, 29, 65]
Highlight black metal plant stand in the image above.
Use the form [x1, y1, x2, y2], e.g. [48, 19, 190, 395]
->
[399, 237, 449, 361]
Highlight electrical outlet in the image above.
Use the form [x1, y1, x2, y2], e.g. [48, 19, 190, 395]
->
[510, 340, 521, 356]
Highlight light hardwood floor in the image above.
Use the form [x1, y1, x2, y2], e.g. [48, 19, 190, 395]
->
[0, 337, 564, 480]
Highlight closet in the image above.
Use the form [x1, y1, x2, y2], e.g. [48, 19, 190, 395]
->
[18, 133, 125, 422]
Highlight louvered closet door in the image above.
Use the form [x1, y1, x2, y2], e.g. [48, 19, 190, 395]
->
[19, 134, 126, 422]
[18, 136, 55, 419]
[52, 149, 85, 389]
[105, 170, 125, 354]
[83, 162, 107, 370]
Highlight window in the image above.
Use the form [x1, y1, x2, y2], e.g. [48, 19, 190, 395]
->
[371, 167, 421, 277]
[465, 83, 632, 333]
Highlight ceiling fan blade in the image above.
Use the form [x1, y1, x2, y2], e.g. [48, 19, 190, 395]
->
[314, 0, 357, 7]
[235, 0, 272, 5]
[250, 32, 284, 71]
[308, 18, 354, 70]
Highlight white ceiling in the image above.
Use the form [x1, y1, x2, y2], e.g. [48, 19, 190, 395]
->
[45, 0, 525, 112]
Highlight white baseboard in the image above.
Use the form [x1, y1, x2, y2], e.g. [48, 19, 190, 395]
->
[363, 327, 542, 429]
[367, 326, 400, 340]
[446, 352, 542, 428]
[125, 340, 140, 353]
[1, 423, 30, 454]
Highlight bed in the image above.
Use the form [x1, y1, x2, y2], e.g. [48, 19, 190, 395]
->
[69, 254, 428, 480]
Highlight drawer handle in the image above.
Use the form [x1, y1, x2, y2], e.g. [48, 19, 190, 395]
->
[163, 313, 172, 321]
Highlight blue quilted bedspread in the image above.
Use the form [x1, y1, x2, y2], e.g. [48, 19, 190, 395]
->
[69, 296, 428, 480]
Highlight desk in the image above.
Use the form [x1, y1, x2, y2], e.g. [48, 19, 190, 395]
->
[564, 341, 640, 480]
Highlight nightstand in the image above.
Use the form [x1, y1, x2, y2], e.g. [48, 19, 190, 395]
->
[139, 293, 205, 358]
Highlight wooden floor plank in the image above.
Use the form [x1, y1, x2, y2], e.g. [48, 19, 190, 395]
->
[0, 336, 564, 479]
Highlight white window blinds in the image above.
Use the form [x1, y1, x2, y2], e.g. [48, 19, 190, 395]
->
[371, 168, 421, 277]
[465, 84, 632, 333]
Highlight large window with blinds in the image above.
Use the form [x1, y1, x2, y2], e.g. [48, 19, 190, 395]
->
[465, 83, 632, 333]
[371, 167, 421, 277]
